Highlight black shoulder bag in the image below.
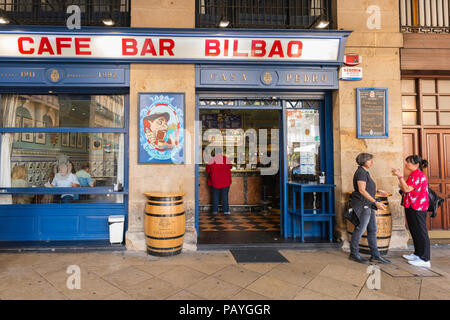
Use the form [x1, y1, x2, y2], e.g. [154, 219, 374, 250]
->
[428, 186, 444, 218]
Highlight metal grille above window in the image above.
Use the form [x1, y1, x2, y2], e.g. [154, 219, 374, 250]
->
[196, 0, 332, 29]
[0, 0, 130, 27]
[198, 98, 282, 108]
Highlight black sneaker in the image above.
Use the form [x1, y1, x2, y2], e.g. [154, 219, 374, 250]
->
[370, 256, 391, 264]
[349, 254, 369, 264]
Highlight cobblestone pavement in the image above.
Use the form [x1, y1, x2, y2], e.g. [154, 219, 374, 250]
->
[0, 247, 448, 300]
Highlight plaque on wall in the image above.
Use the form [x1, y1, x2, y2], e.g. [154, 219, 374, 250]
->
[356, 88, 388, 139]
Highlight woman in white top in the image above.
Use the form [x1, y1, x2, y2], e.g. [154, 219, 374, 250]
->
[51, 163, 80, 203]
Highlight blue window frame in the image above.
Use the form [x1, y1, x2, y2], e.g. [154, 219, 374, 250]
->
[0, 64, 129, 242]
[282, 94, 335, 239]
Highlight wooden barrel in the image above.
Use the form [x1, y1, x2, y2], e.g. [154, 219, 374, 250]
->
[144, 192, 185, 256]
[346, 193, 393, 255]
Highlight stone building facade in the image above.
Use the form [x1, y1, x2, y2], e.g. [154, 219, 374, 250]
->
[2, 0, 437, 251]
[124, 0, 409, 251]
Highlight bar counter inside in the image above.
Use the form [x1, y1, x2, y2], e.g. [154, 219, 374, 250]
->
[199, 168, 280, 212]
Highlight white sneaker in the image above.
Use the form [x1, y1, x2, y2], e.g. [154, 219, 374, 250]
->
[408, 258, 431, 268]
[403, 253, 419, 261]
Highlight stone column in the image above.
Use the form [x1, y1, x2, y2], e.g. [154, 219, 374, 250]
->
[126, 0, 197, 251]
[334, 0, 409, 250]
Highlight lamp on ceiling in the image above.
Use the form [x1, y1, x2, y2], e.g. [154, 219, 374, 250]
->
[102, 17, 115, 26]
[218, 17, 230, 28]
[312, 16, 329, 29]
[0, 15, 10, 24]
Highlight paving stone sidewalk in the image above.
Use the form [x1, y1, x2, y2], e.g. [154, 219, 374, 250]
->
[0, 247, 449, 300]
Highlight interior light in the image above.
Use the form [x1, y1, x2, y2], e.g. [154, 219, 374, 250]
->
[218, 19, 230, 28]
[313, 19, 329, 29]
[0, 16, 10, 24]
[102, 18, 115, 26]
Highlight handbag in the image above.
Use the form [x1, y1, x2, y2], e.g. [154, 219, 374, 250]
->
[399, 189, 405, 206]
[343, 207, 359, 226]
[428, 186, 444, 218]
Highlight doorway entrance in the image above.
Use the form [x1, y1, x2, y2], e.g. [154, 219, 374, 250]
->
[195, 95, 332, 245]
[197, 101, 282, 245]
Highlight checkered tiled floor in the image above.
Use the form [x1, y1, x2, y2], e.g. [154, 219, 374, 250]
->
[199, 210, 280, 232]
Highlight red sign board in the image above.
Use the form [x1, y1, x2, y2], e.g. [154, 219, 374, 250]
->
[344, 54, 361, 66]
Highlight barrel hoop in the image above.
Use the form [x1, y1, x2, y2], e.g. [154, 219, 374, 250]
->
[347, 232, 391, 240]
[147, 249, 182, 257]
[375, 214, 392, 217]
[147, 201, 184, 206]
[144, 211, 185, 217]
[147, 196, 183, 202]
[147, 244, 183, 251]
[146, 233, 184, 240]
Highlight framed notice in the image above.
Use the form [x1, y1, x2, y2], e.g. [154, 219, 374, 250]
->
[77, 133, 83, 148]
[61, 132, 69, 147]
[35, 121, 46, 144]
[69, 132, 77, 147]
[138, 93, 185, 164]
[356, 88, 388, 139]
[21, 118, 34, 143]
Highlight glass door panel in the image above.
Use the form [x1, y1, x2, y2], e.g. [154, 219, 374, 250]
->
[286, 108, 321, 183]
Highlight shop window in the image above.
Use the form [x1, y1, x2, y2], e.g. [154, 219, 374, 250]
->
[0, 95, 124, 128]
[0, 94, 125, 205]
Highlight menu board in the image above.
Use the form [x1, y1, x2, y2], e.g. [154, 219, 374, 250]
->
[357, 88, 388, 138]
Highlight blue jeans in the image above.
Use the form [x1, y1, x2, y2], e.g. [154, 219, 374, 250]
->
[350, 206, 380, 257]
[211, 187, 230, 213]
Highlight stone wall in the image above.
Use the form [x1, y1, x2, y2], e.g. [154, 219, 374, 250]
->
[126, 0, 196, 251]
[334, 0, 409, 250]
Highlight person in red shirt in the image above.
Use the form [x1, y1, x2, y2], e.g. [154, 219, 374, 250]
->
[392, 155, 430, 268]
[206, 149, 232, 215]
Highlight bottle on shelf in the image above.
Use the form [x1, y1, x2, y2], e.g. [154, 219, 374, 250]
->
[319, 172, 326, 184]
